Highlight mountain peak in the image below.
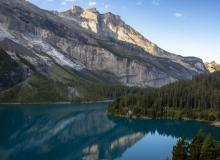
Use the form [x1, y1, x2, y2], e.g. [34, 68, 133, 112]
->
[103, 12, 121, 20]
[69, 5, 99, 14]
[70, 5, 83, 13]
[66, 6, 122, 20]
[69, 6, 122, 17]
[205, 61, 220, 73]
[211, 61, 218, 64]
[84, 8, 98, 13]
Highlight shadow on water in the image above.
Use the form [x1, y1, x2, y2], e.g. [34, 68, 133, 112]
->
[0, 103, 219, 160]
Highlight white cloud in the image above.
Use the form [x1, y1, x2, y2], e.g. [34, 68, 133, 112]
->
[104, 4, 110, 9]
[174, 12, 183, 17]
[61, 1, 67, 5]
[47, 0, 54, 2]
[88, 1, 96, 6]
[61, 0, 76, 5]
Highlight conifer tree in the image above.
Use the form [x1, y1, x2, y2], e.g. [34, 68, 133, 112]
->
[172, 138, 188, 160]
[216, 142, 220, 160]
[188, 129, 204, 160]
[200, 134, 216, 160]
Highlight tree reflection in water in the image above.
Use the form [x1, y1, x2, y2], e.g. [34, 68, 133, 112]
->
[0, 103, 219, 160]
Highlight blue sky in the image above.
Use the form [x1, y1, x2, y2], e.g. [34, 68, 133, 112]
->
[29, 0, 220, 63]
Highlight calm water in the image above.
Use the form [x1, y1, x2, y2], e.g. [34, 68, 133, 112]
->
[0, 103, 220, 160]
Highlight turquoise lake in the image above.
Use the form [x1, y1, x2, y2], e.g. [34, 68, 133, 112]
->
[0, 102, 220, 160]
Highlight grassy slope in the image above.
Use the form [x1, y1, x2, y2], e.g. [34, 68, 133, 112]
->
[0, 74, 68, 103]
[0, 62, 140, 103]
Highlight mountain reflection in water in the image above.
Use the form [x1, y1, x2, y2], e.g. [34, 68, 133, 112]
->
[0, 103, 220, 160]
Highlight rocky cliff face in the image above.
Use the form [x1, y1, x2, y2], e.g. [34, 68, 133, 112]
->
[205, 61, 220, 73]
[61, 6, 207, 70]
[62, 6, 158, 54]
[0, 0, 208, 102]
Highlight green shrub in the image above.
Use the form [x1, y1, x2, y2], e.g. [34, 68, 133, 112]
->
[208, 115, 216, 121]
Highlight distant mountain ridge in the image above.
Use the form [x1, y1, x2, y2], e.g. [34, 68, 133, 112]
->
[205, 61, 220, 73]
[0, 0, 208, 102]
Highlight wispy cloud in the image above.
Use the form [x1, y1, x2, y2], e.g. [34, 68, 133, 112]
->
[61, 0, 76, 5]
[61, 1, 66, 5]
[104, 4, 110, 9]
[174, 12, 183, 17]
[88, 1, 97, 6]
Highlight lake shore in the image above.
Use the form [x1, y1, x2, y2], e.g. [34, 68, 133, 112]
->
[0, 100, 113, 105]
[211, 121, 220, 128]
[1, 101, 219, 129]
[108, 112, 220, 128]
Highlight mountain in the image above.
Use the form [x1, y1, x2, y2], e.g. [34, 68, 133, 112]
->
[205, 61, 220, 73]
[61, 6, 207, 71]
[0, 0, 207, 102]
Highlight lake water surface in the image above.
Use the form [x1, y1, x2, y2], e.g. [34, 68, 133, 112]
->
[0, 102, 220, 160]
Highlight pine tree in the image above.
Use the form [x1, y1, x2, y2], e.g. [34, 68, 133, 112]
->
[188, 129, 204, 160]
[216, 142, 220, 160]
[172, 138, 188, 160]
[200, 134, 216, 160]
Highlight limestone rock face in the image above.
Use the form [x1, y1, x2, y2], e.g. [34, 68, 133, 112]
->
[0, 0, 208, 93]
[62, 7, 156, 54]
[205, 61, 220, 73]
[62, 6, 207, 76]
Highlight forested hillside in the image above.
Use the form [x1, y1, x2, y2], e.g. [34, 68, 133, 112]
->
[108, 72, 220, 121]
